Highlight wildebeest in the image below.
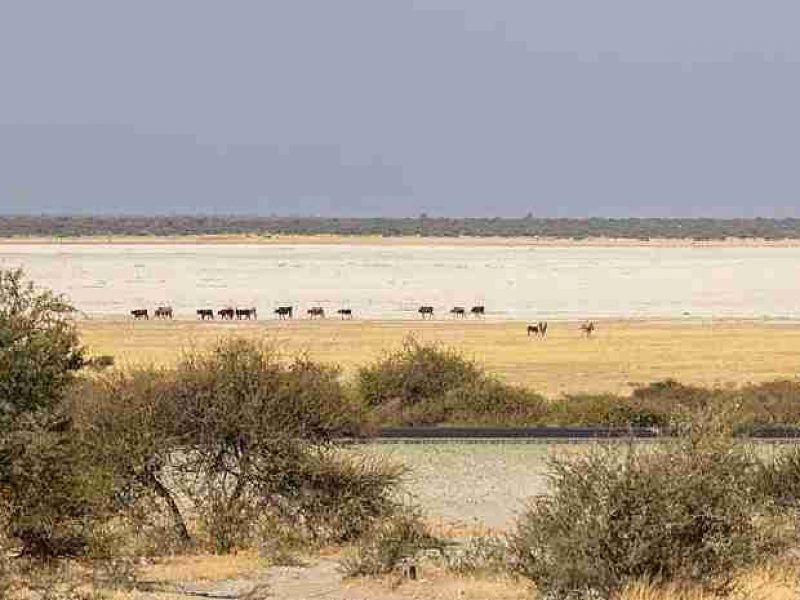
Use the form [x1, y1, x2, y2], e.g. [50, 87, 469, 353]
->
[337, 308, 353, 320]
[470, 305, 485, 318]
[275, 306, 293, 319]
[580, 321, 596, 337]
[196, 308, 214, 320]
[527, 321, 548, 337]
[154, 306, 173, 319]
[307, 307, 325, 319]
[418, 306, 434, 319]
[131, 308, 148, 320]
[450, 306, 466, 318]
[218, 307, 235, 320]
[236, 308, 257, 320]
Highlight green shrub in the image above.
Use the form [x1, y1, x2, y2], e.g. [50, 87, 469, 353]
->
[630, 379, 720, 421]
[74, 339, 397, 555]
[550, 381, 737, 428]
[339, 506, 444, 577]
[173, 338, 365, 441]
[548, 393, 666, 427]
[358, 337, 482, 409]
[442, 378, 548, 425]
[441, 535, 511, 576]
[757, 445, 800, 508]
[68, 369, 192, 551]
[737, 380, 800, 425]
[510, 424, 786, 598]
[0, 419, 116, 558]
[273, 449, 407, 544]
[392, 377, 548, 426]
[360, 338, 549, 426]
[0, 268, 84, 429]
[0, 269, 104, 559]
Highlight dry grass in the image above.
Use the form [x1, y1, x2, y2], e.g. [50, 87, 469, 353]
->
[3, 558, 795, 600]
[79, 318, 800, 396]
[137, 551, 266, 583]
[618, 565, 799, 600]
[107, 564, 800, 600]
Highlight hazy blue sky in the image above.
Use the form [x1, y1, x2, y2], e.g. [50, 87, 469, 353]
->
[2, 1, 800, 217]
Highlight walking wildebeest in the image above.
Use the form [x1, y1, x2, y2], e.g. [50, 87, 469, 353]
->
[131, 308, 148, 320]
[580, 321, 596, 337]
[307, 307, 325, 319]
[418, 306, 434, 319]
[154, 306, 173, 319]
[275, 306, 293, 319]
[470, 305, 485, 318]
[236, 308, 257, 320]
[218, 307, 235, 320]
[196, 308, 214, 320]
[450, 306, 466, 318]
[527, 321, 548, 337]
[337, 308, 353, 320]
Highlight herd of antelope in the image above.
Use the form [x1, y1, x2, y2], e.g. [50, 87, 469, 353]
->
[129, 304, 597, 337]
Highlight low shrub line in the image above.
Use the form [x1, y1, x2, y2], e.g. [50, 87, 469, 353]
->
[355, 338, 800, 430]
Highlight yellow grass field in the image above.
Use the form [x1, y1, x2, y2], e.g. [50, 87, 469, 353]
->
[78, 318, 800, 396]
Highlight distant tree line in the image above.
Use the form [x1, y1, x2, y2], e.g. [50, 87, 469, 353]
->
[4, 215, 800, 240]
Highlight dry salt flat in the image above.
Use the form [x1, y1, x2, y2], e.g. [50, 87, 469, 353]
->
[4, 242, 800, 320]
[359, 442, 562, 529]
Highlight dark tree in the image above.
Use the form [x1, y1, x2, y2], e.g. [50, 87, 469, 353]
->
[0, 268, 84, 429]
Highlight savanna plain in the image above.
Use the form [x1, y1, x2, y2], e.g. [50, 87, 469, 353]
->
[80, 317, 800, 396]
[6, 240, 800, 599]
[69, 320, 800, 597]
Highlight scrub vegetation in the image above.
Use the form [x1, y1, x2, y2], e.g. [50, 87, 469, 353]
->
[4, 268, 800, 598]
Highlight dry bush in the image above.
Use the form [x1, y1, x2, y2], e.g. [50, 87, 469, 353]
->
[68, 369, 192, 553]
[0, 268, 84, 428]
[172, 338, 366, 442]
[547, 393, 656, 427]
[360, 338, 547, 426]
[73, 338, 402, 555]
[440, 535, 511, 576]
[736, 380, 800, 425]
[0, 417, 119, 559]
[510, 420, 789, 598]
[358, 337, 483, 409]
[339, 505, 445, 577]
[264, 449, 407, 544]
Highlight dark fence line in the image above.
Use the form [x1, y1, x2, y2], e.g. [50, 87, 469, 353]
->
[369, 425, 800, 441]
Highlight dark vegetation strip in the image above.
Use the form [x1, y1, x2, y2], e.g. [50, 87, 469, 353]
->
[375, 425, 800, 440]
[356, 339, 800, 430]
[5, 215, 800, 240]
[376, 426, 661, 439]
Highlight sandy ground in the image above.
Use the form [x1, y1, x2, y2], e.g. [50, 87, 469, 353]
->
[79, 317, 800, 396]
[96, 554, 797, 600]
[360, 442, 555, 528]
[5, 234, 800, 247]
[106, 554, 537, 600]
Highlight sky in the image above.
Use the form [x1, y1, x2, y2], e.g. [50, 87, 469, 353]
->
[2, 1, 800, 218]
